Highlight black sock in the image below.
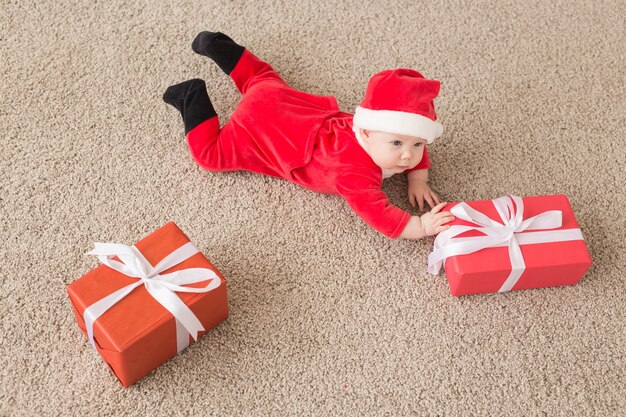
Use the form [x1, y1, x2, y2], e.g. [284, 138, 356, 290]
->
[191, 31, 245, 75]
[163, 79, 217, 134]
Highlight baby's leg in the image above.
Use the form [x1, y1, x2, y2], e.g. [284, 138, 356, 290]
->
[163, 79, 282, 176]
[191, 31, 287, 94]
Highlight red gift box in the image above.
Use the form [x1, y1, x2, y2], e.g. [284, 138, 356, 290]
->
[428, 195, 592, 296]
[67, 222, 228, 387]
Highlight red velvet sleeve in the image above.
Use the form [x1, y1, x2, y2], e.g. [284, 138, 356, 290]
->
[405, 145, 431, 174]
[335, 172, 411, 238]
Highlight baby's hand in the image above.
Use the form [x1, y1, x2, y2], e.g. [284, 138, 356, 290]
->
[420, 202, 455, 236]
[408, 179, 441, 211]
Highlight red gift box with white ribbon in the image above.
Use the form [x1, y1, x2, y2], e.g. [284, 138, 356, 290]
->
[67, 222, 228, 387]
[428, 195, 592, 296]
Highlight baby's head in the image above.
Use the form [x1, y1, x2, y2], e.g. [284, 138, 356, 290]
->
[353, 69, 443, 172]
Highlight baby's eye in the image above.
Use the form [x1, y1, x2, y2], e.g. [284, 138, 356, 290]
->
[414, 142, 423, 147]
[392, 140, 402, 146]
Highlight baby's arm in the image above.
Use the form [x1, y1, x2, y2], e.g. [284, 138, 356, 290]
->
[399, 202, 454, 239]
[407, 169, 441, 211]
[336, 172, 453, 239]
[404, 146, 440, 211]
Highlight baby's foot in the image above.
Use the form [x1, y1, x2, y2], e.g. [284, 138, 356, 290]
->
[163, 79, 206, 111]
[163, 79, 216, 133]
[191, 31, 244, 75]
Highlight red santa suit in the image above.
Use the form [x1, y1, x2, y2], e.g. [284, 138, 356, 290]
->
[186, 49, 441, 238]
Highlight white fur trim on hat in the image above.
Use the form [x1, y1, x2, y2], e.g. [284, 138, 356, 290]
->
[353, 106, 443, 144]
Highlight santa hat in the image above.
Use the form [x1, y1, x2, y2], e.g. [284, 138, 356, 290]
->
[353, 69, 443, 144]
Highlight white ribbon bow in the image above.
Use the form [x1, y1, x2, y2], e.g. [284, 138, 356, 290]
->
[428, 195, 584, 292]
[83, 242, 221, 352]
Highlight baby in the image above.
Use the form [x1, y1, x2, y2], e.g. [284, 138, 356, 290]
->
[164, 32, 454, 239]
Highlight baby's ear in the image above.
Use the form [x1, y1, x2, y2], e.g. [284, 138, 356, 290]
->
[359, 128, 370, 140]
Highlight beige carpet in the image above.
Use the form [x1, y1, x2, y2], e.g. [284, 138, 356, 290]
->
[2, 0, 625, 415]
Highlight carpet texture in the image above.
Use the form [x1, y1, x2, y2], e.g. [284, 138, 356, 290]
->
[2, 0, 625, 415]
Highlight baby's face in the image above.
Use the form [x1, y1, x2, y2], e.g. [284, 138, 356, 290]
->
[360, 129, 427, 173]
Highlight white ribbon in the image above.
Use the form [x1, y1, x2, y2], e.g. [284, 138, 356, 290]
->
[428, 195, 584, 292]
[83, 242, 221, 352]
